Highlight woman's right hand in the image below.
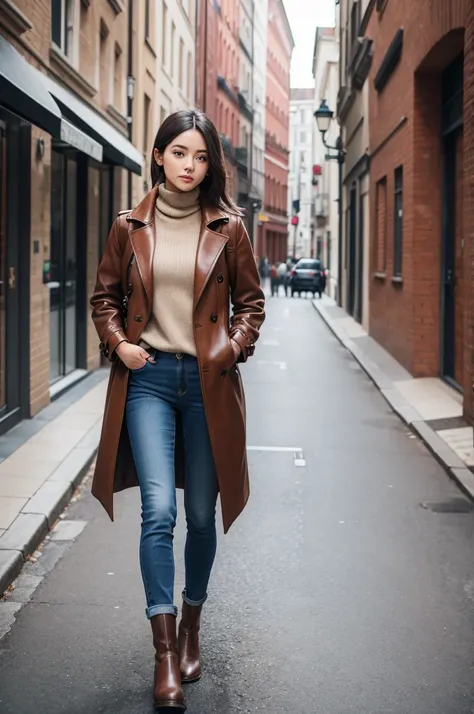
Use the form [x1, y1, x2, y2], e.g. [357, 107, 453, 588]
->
[116, 342, 152, 370]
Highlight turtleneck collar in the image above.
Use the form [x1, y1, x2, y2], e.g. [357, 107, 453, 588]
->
[156, 183, 201, 219]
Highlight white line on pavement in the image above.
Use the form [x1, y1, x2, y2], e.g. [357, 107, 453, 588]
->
[262, 340, 281, 346]
[247, 446, 306, 467]
[247, 446, 303, 452]
[256, 360, 287, 370]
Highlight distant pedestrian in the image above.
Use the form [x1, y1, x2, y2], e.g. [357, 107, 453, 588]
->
[277, 260, 287, 293]
[90, 110, 265, 711]
[270, 263, 279, 296]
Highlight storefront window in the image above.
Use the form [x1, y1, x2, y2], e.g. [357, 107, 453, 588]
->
[50, 150, 78, 383]
[0, 124, 6, 409]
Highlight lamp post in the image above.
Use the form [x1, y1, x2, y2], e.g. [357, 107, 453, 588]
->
[314, 99, 345, 307]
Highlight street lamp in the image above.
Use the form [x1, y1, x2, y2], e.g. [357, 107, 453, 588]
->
[314, 99, 333, 137]
[314, 99, 345, 306]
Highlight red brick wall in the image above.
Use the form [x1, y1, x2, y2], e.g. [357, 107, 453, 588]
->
[368, 0, 469, 379]
[262, 0, 292, 259]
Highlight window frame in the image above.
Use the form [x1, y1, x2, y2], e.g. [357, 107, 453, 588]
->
[393, 166, 403, 278]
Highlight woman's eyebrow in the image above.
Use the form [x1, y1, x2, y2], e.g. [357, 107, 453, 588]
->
[171, 144, 207, 153]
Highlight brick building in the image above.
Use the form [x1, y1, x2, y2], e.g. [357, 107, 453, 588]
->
[0, 0, 142, 434]
[258, 0, 293, 263]
[366, 0, 474, 419]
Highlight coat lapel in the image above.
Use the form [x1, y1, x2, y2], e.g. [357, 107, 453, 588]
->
[127, 186, 159, 304]
[194, 205, 230, 309]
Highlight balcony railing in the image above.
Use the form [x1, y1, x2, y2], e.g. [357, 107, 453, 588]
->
[349, 37, 374, 91]
[235, 146, 249, 171]
[217, 75, 238, 105]
[219, 133, 235, 158]
[238, 91, 253, 120]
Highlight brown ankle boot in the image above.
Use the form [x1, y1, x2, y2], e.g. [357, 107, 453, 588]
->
[178, 601, 203, 683]
[150, 614, 186, 710]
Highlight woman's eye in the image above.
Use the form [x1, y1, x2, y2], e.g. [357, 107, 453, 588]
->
[173, 151, 184, 158]
[197, 156, 207, 162]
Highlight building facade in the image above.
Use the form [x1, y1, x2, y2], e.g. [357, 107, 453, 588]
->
[337, 0, 371, 323]
[0, 0, 141, 432]
[366, 0, 474, 418]
[288, 89, 314, 260]
[251, 0, 268, 252]
[236, 0, 254, 228]
[258, 0, 293, 263]
[156, 0, 196, 125]
[312, 28, 340, 299]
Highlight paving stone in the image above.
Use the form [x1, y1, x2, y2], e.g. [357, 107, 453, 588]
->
[0, 497, 27, 530]
[47, 445, 97, 484]
[21, 482, 73, 529]
[0, 514, 48, 555]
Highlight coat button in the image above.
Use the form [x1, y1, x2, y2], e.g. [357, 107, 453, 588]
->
[134, 315, 143, 322]
[217, 273, 224, 283]
[210, 313, 218, 323]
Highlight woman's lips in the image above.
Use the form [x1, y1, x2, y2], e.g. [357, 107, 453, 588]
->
[179, 176, 194, 182]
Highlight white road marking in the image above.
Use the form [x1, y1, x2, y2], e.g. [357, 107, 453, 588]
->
[247, 446, 303, 452]
[247, 445, 306, 468]
[256, 360, 287, 370]
[262, 339, 280, 346]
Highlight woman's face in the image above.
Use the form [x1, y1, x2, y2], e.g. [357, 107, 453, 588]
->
[154, 129, 209, 193]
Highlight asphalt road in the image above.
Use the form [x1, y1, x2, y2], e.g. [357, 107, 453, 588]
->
[1, 294, 474, 714]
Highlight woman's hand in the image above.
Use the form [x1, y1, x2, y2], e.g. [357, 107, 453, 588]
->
[116, 342, 153, 370]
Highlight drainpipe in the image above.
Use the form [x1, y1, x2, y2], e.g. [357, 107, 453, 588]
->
[203, 0, 208, 112]
[127, 0, 134, 207]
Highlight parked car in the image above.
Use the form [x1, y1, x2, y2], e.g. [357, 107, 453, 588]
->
[289, 258, 327, 297]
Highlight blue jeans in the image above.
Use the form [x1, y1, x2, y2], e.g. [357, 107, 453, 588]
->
[126, 350, 219, 619]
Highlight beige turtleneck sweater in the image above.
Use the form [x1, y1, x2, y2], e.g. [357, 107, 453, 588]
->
[140, 184, 201, 356]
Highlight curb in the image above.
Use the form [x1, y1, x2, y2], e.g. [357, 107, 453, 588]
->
[312, 299, 474, 504]
[0, 443, 97, 596]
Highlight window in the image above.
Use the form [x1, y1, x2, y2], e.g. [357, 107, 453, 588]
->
[300, 109, 306, 123]
[145, 0, 150, 39]
[52, 0, 75, 58]
[375, 177, 387, 273]
[162, 2, 167, 66]
[179, 38, 184, 90]
[160, 106, 167, 125]
[300, 131, 306, 143]
[350, 1, 361, 48]
[393, 166, 403, 276]
[187, 51, 192, 100]
[99, 21, 109, 103]
[171, 22, 176, 77]
[113, 43, 123, 111]
[143, 95, 151, 153]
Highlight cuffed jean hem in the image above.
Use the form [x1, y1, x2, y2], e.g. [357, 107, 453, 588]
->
[146, 604, 178, 619]
[182, 590, 208, 607]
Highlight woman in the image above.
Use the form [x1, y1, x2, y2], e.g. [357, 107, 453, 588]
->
[90, 110, 265, 711]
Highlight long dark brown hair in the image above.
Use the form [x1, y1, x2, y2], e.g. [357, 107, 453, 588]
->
[150, 110, 242, 215]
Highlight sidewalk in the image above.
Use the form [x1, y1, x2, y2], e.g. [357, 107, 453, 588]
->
[0, 371, 108, 594]
[313, 296, 474, 501]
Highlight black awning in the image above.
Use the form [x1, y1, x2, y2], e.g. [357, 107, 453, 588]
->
[0, 35, 61, 136]
[40, 73, 143, 175]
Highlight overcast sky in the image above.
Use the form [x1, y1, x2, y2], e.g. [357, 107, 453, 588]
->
[283, 0, 336, 88]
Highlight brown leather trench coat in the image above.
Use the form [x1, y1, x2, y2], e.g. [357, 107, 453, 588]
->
[90, 185, 265, 533]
